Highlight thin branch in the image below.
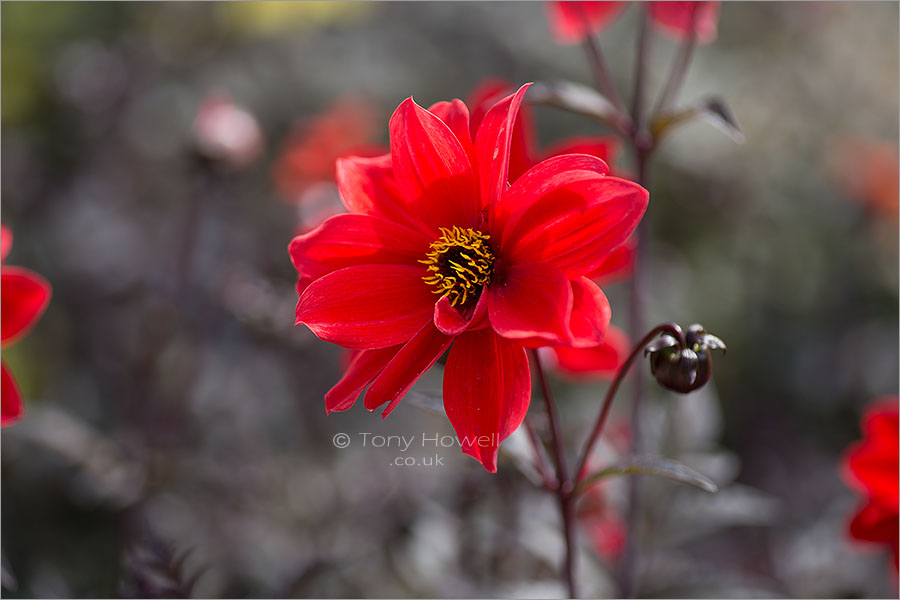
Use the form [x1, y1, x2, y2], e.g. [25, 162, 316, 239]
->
[621, 16, 656, 591]
[524, 416, 557, 491]
[530, 350, 578, 599]
[573, 323, 685, 484]
[582, 33, 628, 119]
[651, 4, 700, 116]
[630, 5, 652, 134]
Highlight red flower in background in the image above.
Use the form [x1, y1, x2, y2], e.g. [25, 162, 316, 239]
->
[577, 421, 630, 562]
[649, 1, 720, 44]
[545, 1, 627, 46]
[831, 139, 899, 222]
[1, 225, 51, 426]
[841, 398, 899, 578]
[274, 97, 386, 204]
[275, 97, 387, 232]
[290, 84, 648, 471]
[547, 1, 720, 45]
[469, 79, 633, 379]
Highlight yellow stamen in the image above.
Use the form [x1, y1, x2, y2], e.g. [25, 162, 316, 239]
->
[419, 226, 495, 308]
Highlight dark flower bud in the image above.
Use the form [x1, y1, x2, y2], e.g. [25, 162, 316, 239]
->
[644, 324, 726, 393]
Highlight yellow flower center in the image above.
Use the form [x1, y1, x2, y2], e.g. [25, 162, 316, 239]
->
[420, 226, 495, 308]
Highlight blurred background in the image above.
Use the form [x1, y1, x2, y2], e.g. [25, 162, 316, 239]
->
[2, 2, 897, 598]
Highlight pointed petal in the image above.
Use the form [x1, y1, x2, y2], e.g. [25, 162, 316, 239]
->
[364, 322, 452, 416]
[296, 265, 434, 349]
[491, 153, 609, 240]
[433, 289, 489, 336]
[289, 213, 430, 291]
[1, 362, 23, 427]
[389, 98, 479, 230]
[325, 346, 402, 414]
[488, 262, 573, 346]
[550, 326, 629, 378]
[502, 173, 648, 278]
[474, 83, 531, 212]
[467, 79, 512, 136]
[1, 267, 51, 346]
[465, 79, 537, 183]
[427, 99, 475, 162]
[568, 277, 611, 347]
[443, 329, 531, 472]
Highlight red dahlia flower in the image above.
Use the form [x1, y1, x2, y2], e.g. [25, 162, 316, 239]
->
[290, 84, 648, 471]
[841, 398, 899, 578]
[1, 225, 51, 426]
[547, 1, 720, 45]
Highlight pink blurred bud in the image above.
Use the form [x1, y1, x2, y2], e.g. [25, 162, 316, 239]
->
[193, 92, 264, 168]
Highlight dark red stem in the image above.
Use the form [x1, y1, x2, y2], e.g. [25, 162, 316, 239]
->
[652, 4, 700, 115]
[530, 349, 578, 599]
[574, 323, 685, 485]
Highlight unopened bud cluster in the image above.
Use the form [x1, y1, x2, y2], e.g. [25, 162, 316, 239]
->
[644, 324, 726, 393]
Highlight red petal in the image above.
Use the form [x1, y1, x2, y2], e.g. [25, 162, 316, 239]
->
[488, 262, 573, 346]
[586, 237, 636, 285]
[389, 98, 479, 230]
[568, 277, 611, 347]
[551, 326, 629, 378]
[427, 99, 475, 163]
[335, 154, 428, 233]
[325, 346, 401, 414]
[1, 225, 11, 263]
[843, 403, 899, 505]
[502, 172, 648, 278]
[543, 135, 619, 169]
[433, 289, 489, 336]
[1, 362, 23, 427]
[468, 79, 511, 136]
[862, 400, 900, 436]
[848, 499, 899, 545]
[289, 213, 430, 292]
[296, 265, 434, 349]
[545, 1, 627, 44]
[491, 153, 609, 240]
[474, 83, 531, 212]
[364, 321, 452, 416]
[649, 1, 720, 44]
[466, 79, 537, 183]
[443, 328, 531, 472]
[1, 267, 51, 346]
